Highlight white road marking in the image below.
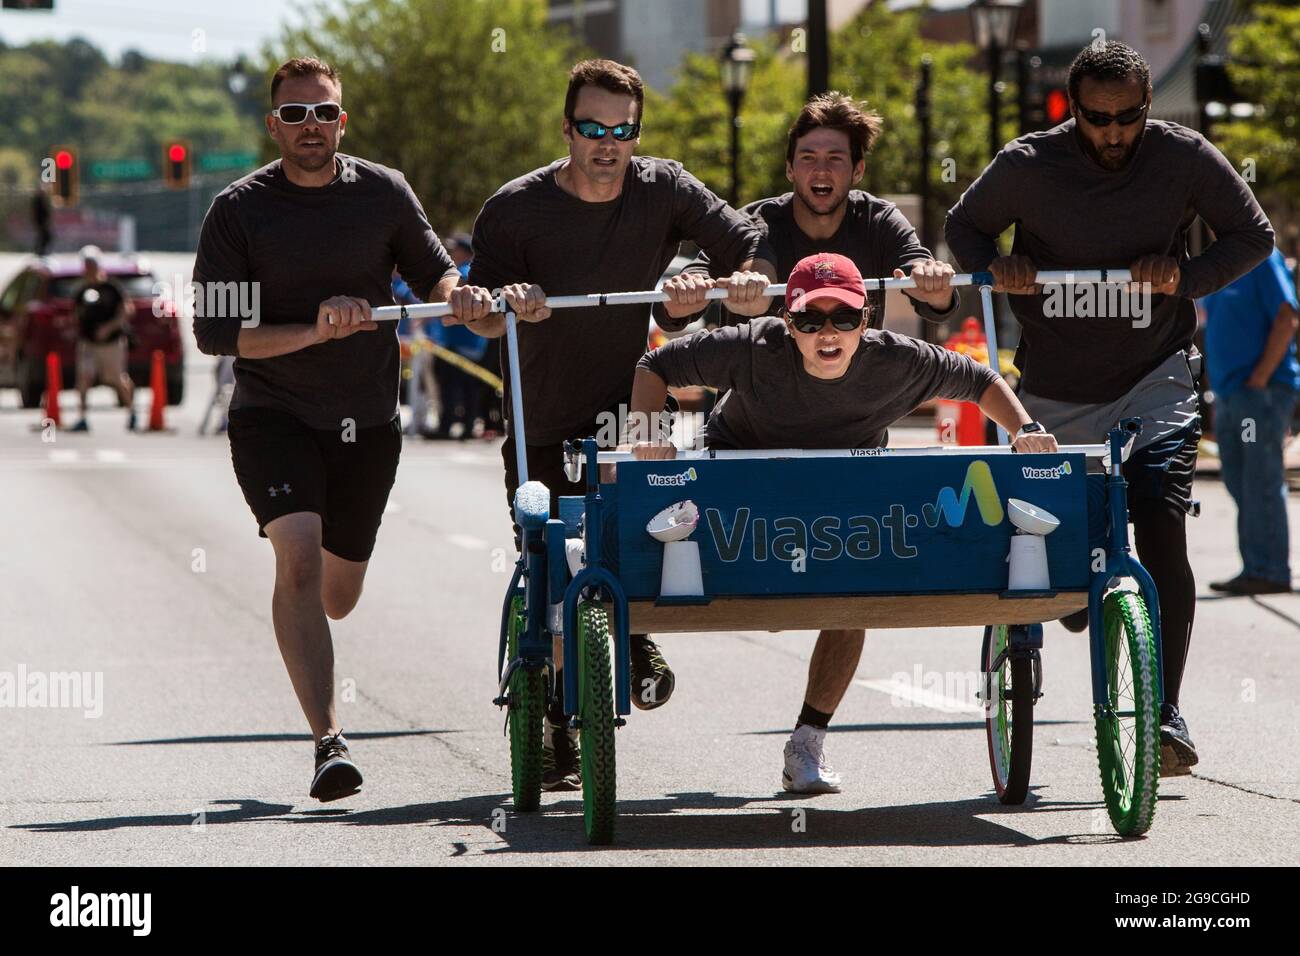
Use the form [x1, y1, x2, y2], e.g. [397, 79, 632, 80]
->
[853, 677, 984, 714]
[48, 449, 80, 463]
[96, 449, 126, 463]
[446, 533, 489, 551]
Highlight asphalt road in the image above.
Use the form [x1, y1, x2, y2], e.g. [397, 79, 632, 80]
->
[2, 252, 1298, 865]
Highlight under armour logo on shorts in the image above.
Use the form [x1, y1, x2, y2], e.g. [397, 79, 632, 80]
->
[268, 483, 292, 497]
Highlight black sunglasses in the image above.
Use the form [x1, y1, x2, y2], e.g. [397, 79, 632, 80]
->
[786, 308, 864, 334]
[570, 118, 641, 141]
[1076, 102, 1147, 128]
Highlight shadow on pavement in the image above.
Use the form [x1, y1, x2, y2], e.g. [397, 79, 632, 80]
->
[104, 730, 456, 746]
[9, 784, 1185, 850]
[260, 788, 1146, 853]
[744, 720, 1082, 735]
[10, 799, 294, 833]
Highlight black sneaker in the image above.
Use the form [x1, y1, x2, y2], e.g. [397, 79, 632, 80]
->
[1059, 608, 1088, 633]
[310, 731, 363, 801]
[1159, 704, 1198, 777]
[1209, 574, 1291, 595]
[69, 419, 89, 433]
[541, 713, 581, 791]
[630, 634, 675, 710]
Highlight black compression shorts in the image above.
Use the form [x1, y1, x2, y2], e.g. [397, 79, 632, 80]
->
[228, 406, 402, 562]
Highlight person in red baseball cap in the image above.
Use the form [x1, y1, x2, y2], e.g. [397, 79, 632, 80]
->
[628, 252, 1057, 794]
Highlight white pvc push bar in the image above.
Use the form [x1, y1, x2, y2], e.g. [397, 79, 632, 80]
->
[595, 443, 1112, 462]
[365, 269, 1136, 323]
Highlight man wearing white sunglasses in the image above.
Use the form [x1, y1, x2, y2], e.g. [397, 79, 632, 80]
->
[193, 56, 490, 804]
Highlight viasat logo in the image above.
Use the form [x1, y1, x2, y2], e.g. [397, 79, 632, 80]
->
[647, 467, 697, 487]
[1022, 461, 1071, 480]
[922, 461, 1004, 528]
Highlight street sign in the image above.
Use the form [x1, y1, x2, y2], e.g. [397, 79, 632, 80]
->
[90, 158, 153, 181]
[198, 150, 258, 172]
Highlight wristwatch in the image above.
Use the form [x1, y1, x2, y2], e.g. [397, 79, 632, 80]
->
[1014, 421, 1045, 440]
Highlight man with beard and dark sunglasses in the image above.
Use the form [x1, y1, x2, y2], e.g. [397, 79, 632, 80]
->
[628, 253, 1058, 793]
[946, 40, 1275, 776]
[458, 58, 777, 792]
[193, 57, 488, 803]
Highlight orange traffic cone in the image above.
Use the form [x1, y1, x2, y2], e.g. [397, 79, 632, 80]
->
[44, 351, 62, 428]
[148, 349, 167, 431]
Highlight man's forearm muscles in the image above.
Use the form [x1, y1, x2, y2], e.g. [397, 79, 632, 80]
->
[237, 323, 320, 359]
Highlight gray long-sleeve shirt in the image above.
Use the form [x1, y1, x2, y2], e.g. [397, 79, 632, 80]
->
[469, 156, 771, 446]
[638, 317, 999, 449]
[192, 155, 458, 429]
[945, 118, 1273, 403]
[678, 190, 961, 328]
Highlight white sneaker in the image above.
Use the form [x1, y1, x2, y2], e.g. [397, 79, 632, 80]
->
[782, 724, 842, 794]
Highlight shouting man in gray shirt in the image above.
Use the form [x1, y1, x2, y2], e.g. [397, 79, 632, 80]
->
[459, 59, 777, 792]
[668, 92, 960, 328]
[945, 41, 1274, 775]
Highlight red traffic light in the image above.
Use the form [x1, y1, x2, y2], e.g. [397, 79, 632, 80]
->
[1046, 88, 1070, 124]
[55, 149, 74, 170]
[167, 143, 187, 163]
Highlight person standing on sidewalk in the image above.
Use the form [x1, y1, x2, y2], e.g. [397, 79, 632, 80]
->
[70, 245, 136, 432]
[1202, 247, 1299, 595]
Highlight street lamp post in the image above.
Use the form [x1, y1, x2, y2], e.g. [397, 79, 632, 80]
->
[969, 0, 1023, 161]
[720, 33, 756, 207]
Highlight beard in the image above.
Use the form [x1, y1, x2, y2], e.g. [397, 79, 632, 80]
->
[291, 147, 336, 172]
[1076, 122, 1145, 171]
[794, 181, 849, 218]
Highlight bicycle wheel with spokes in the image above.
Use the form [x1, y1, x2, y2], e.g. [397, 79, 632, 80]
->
[1095, 590, 1160, 836]
[982, 624, 1034, 805]
[506, 595, 545, 812]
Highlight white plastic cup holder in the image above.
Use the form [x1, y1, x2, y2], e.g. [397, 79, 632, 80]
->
[1006, 498, 1059, 592]
[647, 500, 703, 598]
[660, 540, 704, 598]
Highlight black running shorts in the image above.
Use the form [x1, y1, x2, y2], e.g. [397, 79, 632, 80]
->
[228, 406, 402, 562]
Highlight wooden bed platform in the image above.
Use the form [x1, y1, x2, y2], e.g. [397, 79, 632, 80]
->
[622, 591, 1089, 633]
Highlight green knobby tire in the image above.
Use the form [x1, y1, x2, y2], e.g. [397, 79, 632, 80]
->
[506, 595, 545, 812]
[982, 624, 1034, 805]
[1096, 590, 1161, 836]
[576, 601, 616, 844]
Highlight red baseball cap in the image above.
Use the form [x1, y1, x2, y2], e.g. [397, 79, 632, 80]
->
[785, 253, 866, 312]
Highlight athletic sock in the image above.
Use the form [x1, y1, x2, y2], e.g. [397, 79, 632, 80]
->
[796, 702, 833, 731]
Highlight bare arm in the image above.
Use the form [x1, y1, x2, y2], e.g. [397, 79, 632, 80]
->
[629, 367, 676, 458]
[236, 295, 378, 359]
[1247, 301, 1300, 389]
[976, 378, 1058, 452]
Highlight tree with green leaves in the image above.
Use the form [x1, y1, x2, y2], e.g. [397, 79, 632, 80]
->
[269, 0, 582, 231]
[1216, 3, 1300, 252]
[643, 3, 997, 224]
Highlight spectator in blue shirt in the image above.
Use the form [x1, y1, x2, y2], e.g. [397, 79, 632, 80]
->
[430, 235, 490, 438]
[1201, 247, 1300, 594]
